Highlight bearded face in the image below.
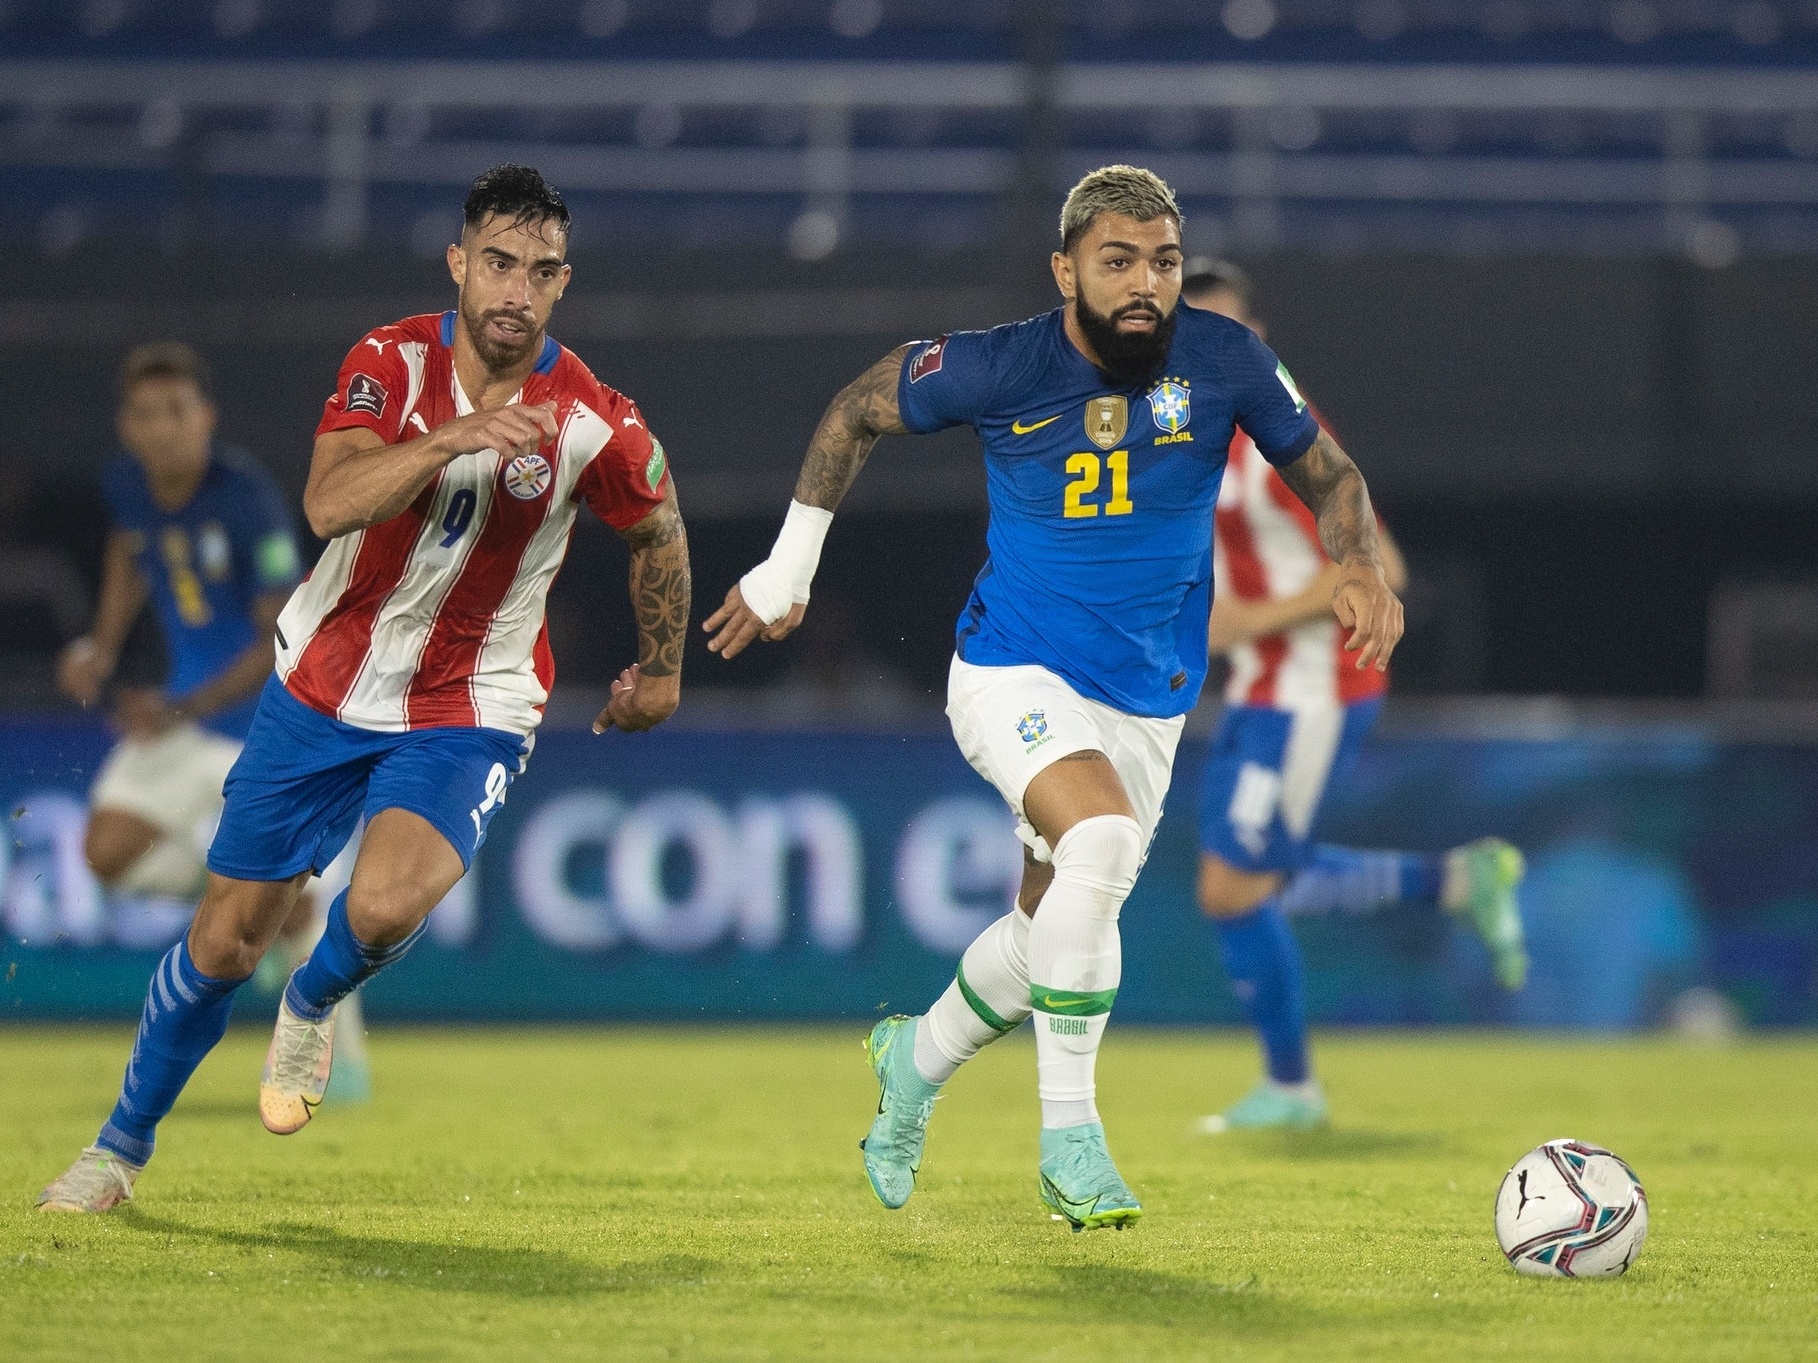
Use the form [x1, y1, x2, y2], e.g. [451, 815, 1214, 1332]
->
[1073, 292, 1177, 389]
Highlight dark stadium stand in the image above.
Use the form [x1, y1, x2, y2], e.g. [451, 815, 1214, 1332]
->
[3, 1, 1817, 257]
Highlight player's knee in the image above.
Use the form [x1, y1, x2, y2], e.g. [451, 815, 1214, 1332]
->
[1198, 856, 1279, 920]
[1049, 813, 1144, 903]
[1016, 850, 1053, 915]
[187, 907, 265, 980]
[344, 880, 433, 950]
[82, 819, 140, 885]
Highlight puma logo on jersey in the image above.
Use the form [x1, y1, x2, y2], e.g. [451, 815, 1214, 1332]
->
[363, 337, 388, 354]
[1011, 414, 1062, 435]
[407, 413, 429, 435]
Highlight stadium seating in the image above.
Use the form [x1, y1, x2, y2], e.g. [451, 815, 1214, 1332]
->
[2, 1, 1816, 258]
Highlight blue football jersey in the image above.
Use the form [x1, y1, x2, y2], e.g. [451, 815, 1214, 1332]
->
[898, 304, 1319, 718]
[101, 446, 303, 738]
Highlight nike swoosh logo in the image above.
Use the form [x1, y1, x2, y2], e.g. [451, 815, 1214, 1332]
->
[1011, 414, 1062, 435]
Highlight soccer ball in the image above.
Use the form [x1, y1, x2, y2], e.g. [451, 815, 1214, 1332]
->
[1494, 1139, 1649, 1277]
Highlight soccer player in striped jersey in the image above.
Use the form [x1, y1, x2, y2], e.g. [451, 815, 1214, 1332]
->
[1184, 259, 1527, 1134]
[708, 166, 1403, 1230]
[38, 165, 692, 1212]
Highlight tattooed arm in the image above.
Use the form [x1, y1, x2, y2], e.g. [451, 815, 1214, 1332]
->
[791, 344, 914, 510]
[703, 344, 914, 659]
[1275, 427, 1406, 671]
[595, 485, 690, 733]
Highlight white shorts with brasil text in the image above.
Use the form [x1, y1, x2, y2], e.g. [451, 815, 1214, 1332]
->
[945, 654, 1184, 863]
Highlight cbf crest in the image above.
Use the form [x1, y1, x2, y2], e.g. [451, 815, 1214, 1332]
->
[1147, 379, 1191, 435]
[1016, 709, 1051, 750]
[1085, 395, 1128, 450]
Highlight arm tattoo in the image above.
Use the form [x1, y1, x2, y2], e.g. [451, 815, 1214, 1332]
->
[1275, 428, 1382, 569]
[621, 491, 691, 678]
[793, 344, 914, 510]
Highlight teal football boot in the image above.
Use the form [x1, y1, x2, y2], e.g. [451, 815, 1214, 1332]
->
[1446, 837, 1529, 990]
[1195, 1079, 1329, 1134]
[859, 1015, 940, 1210]
[1038, 1122, 1142, 1232]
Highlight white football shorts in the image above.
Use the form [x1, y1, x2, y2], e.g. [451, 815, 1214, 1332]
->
[90, 721, 242, 839]
[946, 654, 1185, 863]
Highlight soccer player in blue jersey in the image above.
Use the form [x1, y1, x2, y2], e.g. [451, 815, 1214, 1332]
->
[55, 342, 375, 1097]
[707, 165, 1404, 1230]
[58, 343, 302, 898]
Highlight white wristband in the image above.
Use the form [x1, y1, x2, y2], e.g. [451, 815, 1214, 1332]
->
[738, 500, 833, 626]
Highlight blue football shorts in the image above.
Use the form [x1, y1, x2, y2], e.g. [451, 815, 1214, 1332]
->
[1196, 697, 1382, 874]
[207, 674, 530, 882]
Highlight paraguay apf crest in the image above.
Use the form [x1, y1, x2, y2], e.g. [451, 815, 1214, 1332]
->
[1016, 709, 1051, 749]
[503, 452, 552, 500]
[1147, 379, 1191, 435]
[1085, 395, 1128, 450]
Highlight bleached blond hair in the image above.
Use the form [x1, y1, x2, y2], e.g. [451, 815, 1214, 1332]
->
[1058, 164, 1183, 252]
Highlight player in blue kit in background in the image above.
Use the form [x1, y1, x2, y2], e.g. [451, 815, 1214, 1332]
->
[55, 342, 371, 1095]
[1181, 260, 1528, 1134]
[707, 166, 1404, 1230]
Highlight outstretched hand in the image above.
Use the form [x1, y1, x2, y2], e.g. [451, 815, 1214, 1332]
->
[592, 663, 679, 734]
[702, 583, 806, 660]
[1332, 563, 1405, 671]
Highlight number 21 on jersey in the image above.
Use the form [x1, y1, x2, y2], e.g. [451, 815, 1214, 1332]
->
[1063, 450, 1135, 519]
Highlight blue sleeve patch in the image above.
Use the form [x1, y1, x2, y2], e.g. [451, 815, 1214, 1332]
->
[897, 329, 1001, 435]
[1233, 329, 1321, 466]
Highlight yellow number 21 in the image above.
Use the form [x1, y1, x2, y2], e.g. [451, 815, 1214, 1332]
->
[1063, 450, 1134, 519]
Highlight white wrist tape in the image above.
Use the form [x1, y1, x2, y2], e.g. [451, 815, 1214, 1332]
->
[739, 500, 833, 626]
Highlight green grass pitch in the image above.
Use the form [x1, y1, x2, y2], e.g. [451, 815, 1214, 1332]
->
[3, 1026, 1814, 1361]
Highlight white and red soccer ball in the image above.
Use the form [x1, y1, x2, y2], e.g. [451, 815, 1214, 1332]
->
[1494, 1139, 1649, 1277]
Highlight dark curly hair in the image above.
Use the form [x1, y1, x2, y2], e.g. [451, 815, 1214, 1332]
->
[462, 164, 570, 237]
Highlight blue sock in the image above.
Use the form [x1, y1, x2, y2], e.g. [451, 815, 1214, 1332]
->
[97, 939, 244, 1166]
[285, 889, 424, 1023]
[1213, 900, 1309, 1085]
[1277, 844, 1445, 918]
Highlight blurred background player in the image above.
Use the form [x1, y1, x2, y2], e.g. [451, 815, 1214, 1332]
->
[55, 343, 372, 1096]
[708, 167, 1405, 1230]
[1182, 258, 1528, 1133]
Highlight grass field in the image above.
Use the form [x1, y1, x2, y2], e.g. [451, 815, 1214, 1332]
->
[3, 1026, 1814, 1362]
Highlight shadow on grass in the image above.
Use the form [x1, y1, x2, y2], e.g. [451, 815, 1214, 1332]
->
[1221, 1127, 1442, 1160]
[1004, 1263, 1313, 1333]
[168, 1099, 265, 1120]
[172, 1097, 382, 1121]
[121, 1210, 714, 1299]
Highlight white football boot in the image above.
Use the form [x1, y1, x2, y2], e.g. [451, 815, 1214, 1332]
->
[37, 1145, 142, 1213]
[259, 994, 336, 1135]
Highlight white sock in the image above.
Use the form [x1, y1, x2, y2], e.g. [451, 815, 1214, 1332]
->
[915, 908, 1032, 1085]
[1028, 814, 1143, 1129]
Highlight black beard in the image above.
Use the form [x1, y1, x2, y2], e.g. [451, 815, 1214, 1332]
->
[461, 301, 541, 373]
[1073, 295, 1176, 389]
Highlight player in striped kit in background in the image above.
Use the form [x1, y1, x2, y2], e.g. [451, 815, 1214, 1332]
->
[1185, 259, 1529, 1133]
[37, 165, 692, 1212]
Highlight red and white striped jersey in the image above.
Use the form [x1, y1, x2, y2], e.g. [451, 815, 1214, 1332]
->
[1214, 426, 1388, 709]
[275, 311, 671, 736]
